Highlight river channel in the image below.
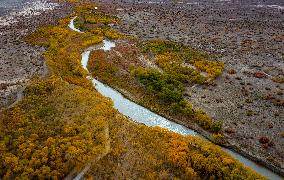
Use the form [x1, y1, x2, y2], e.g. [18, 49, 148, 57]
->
[69, 17, 282, 180]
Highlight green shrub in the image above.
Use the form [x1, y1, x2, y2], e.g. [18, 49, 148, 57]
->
[211, 121, 223, 133]
[133, 68, 184, 104]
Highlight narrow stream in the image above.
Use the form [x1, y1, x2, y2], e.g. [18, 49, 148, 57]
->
[68, 16, 83, 33]
[82, 46, 197, 136]
[69, 18, 282, 180]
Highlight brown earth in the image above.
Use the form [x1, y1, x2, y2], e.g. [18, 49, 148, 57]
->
[0, 0, 72, 108]
[0, 0, 283, 176]
[99, 0, 284, 174]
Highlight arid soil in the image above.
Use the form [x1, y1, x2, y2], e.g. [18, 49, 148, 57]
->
[0, 0, 283, 176]
[0, 0, 72, 108]
[100, 0, 284, 174]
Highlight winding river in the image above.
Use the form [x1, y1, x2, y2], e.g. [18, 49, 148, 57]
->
[69, 18, 282, 180]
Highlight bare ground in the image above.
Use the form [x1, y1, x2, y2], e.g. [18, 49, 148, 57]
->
[0, 0, 72, 108]
[101, 0, 284, 174]
[0, 0, 283, 176]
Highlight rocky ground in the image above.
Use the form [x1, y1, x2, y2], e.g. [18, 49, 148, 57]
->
[100, 0, 284, 174]
[0, 0, 283, 176]
[0, 0, 72, 108]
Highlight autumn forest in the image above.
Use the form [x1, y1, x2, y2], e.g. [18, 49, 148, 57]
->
[0, 1, 271, 179]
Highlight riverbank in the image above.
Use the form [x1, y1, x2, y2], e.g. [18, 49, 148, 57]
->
[89, 61, 284, 177]
[72, 1, 280, 176]
[98, 0, 284, 174]
[75, 5, 283, 175]
[0, 2, 268, 178]
[71, 10, 280, 177]
[0, 0, 283, 178]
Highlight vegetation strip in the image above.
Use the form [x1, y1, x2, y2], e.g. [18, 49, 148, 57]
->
[0, 1, 268, 179]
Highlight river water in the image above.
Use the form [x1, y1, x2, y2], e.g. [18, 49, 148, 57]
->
[69, 18, 282, 180]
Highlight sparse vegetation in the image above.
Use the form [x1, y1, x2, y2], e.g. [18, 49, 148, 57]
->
[73, 7, 124, 40]
[272, 75, 284, 84]
[141, 40, 224, 79]
[246, 110, 254, 116]
[0, 2, 267, 179]
[89, 45, 223, 132]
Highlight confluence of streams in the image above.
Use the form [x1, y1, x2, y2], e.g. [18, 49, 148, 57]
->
[68, 16, 282, 180]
